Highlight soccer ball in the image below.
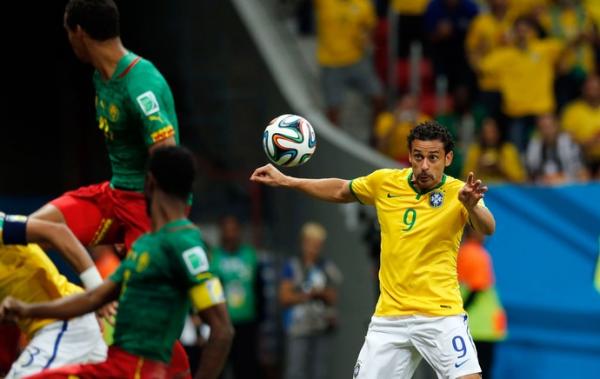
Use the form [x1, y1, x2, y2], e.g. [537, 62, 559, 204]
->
[262, 114, 316, 167]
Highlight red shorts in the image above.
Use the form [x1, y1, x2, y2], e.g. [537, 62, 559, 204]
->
[24, 345, 191, 379]
[50, 181, 150, 251]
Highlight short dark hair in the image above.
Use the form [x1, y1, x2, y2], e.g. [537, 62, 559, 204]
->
[407, 121, 455, 153]
[149, 146, 196, 200]
[65, 0, 120, 41]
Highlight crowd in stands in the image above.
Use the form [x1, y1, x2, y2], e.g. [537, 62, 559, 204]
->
[292, 0, 600, 184]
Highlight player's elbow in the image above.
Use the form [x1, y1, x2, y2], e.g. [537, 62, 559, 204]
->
[211, 318, 235, 346]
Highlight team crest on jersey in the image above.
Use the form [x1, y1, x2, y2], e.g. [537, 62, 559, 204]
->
[353, 361, 361, 378]
[109, 104, 120, 122]
[183, 246, 209, 275]
[429, 191, 444, 208]
[136, 91, 160, 116]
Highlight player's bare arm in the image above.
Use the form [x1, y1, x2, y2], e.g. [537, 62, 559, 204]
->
[0, 279, 120, 322]
[250, 164, 355, 203]
[149, 136, 176, 154]
[195, 303, 234, 379]
[26, 218, 102, 286]
[459, 172, 496, 235]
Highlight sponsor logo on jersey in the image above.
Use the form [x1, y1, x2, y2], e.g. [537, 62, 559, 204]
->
[109, 104, 120, 122]
[183, 246, 209, 275]
[136, 91, 160, 116]
[429, 191, 444, 208]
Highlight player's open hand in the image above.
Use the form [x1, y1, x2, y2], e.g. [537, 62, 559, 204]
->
[250, 164, 289, 187]
[0, 296, 28, 323]
[97, 301, 118, 325]
[459, 172, 488, 210]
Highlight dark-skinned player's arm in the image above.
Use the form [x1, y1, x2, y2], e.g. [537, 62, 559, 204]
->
[250, 164, 355, 203]
[459, 172, 496, 235]
[1, 214, 103, 291]
[189, 277, 234, 379]
[0, 279, 120, 323]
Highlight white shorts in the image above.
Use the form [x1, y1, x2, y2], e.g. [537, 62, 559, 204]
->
[7, 313, 107, 379]
[353, 314, 481, 379]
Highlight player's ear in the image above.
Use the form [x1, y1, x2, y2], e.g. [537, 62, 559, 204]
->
[444, 150, 454, 167]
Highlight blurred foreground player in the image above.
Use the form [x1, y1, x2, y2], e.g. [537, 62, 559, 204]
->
[0, 214, 107, 378]
[1, 147, 234, 379]
[29, 0, 191, 374]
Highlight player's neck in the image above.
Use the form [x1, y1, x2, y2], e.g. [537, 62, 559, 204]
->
[150, 193, 187, 232]
[89, 38, 128, 80]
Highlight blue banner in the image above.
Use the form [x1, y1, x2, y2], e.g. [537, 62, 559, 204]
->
[485, 183, 600, 378]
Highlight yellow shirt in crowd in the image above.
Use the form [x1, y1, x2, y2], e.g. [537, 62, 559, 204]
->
[391, 0, 430, 15]
[316, 0, 377, 67]
[374, 112, 430, 163]
[461, 143, 527, 183]
[466, 12, 514, 91]
[350, 168, 482, 317]
[561, 100, 600, 160]
[480, 39, 563, 117]
[0, 244, 82, 339]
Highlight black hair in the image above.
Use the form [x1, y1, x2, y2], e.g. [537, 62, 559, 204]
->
[148, 146, 196, 200]
[65, 0, 120, 41]
[407, 121, 455, 153]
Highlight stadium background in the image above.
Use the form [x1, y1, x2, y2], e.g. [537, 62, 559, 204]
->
[1, 0, 599, 378]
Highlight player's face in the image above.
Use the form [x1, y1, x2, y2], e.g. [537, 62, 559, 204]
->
[408, 139, 453, 191]
[301, 236, 323, 262]
[64, 14, 89, 62]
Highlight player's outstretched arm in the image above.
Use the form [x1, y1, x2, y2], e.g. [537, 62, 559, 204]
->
[459, 172, 496, 235]
[195, 302, 234, 379]
[250, 164, 355, 203]
[26, 219, 103, 289]
[0, 280, 120, 323]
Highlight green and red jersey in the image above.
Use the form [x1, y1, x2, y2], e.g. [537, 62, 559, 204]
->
[110, 219, 211, 363]
[93, 51, 179, 192]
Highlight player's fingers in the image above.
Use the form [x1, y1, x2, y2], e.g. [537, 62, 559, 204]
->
[477, 186, 489, 194]
[467, 172, 474, 185]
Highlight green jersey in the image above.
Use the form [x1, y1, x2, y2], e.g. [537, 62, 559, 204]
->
[93, 51, 179, 191]
[210, 245, 258, 323]
[110, 219, 210, 362]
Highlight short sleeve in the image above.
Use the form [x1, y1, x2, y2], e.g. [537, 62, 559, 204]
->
[172, 239, 213, 288]
[350, 169, 387, 205]
[129, 83, 175, 147]
[109, 262, 126, 284]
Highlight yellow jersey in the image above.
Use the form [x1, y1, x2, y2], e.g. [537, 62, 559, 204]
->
[316, 0, 376, 67]
[391, 0, 430, 15]
[0, 244, 82, 338]
[480, 39, 563, 117]
[561, 99, 600, 160]
[350, 168, 479, 317]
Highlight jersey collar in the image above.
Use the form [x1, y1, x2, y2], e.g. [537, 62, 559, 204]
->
[407, 169, 446, 199]
[112, 51, 140, 80]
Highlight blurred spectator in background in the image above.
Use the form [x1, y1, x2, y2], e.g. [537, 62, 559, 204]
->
[374, 92, 430, 165]
[457, 225, 507, 379]
[462, 117, 526, 183]
[465, 0, 513, 116]
[561, 74, 600, 178]
[314, 0, 384, 127]
[389, 0, 431, 57]
[526, 113, 589, 184]
[477, 16, 578, 152]
[210, 215, 262, 379]
[279, 222, 342, 379]
[437, 85, 487, 177]
[539, 0, 597, 110]
[425, 0, 479, 91]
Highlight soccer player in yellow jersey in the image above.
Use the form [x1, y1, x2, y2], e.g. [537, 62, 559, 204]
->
[0, 213, 107, 378]
[250, 121, 495, 378]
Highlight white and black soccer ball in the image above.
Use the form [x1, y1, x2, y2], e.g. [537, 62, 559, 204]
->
[262, 114, 316, 167]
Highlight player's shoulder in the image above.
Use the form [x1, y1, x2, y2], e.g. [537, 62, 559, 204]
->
[366, 167, 409, 182]
[442, 174, 464, 192]
[123, 56, 168, 92]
